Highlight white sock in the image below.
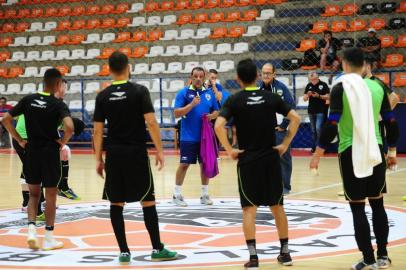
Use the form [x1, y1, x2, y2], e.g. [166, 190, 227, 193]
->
[174, 185, 182, 196]
[44, 230, 53, 240]
[201, 185, 209, 196]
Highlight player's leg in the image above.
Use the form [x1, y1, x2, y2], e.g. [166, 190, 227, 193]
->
[271, 205, 292, 266]
[242, 206, 259, 269]
[26, 184, 41, 250]
[173, 142, 196, 206]
[199, 159, 212, 205]
[58, 146, 80, 200]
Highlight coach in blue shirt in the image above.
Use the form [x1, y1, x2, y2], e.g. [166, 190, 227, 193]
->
[259, 63, 296, 195]
[173, 67, 219, 207]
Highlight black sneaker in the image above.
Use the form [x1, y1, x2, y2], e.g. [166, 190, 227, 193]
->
[244, 259, 259, 269]
[277, 253, 293, 266]
[351, 260, 377, 270]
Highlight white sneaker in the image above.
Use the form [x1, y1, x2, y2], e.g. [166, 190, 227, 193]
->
[377, 256, 391, 269]
[27, 224, 39, 250]
[42, 233, 64, 251]
[200, 195, 213, 205]
[172, 195, 188, 207]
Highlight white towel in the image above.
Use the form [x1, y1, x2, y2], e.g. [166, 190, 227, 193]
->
[338, 73, 382, 178]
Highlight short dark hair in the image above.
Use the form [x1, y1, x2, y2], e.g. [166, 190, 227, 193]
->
[209, 69, 218, 74]
[364, 58, 375, 66]
[62, 78, 67, 84]
[237, 59, 257, 84]
[108, 51, 129, 74]
[342, 47, 364, 68]
[0, 97, 7, 102]
[323, 30, 332, 36]
[43, 68, 62, 90]
[191, 66, 205, 76]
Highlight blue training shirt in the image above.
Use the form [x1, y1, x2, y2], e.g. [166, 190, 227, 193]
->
[175, 85, 219, 142]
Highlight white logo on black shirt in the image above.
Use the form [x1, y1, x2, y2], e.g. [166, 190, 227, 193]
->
[247, 96, 265, 105]
[111, 92, 125, 97]
[31, 99, 47, 108]
[109, 92, 127, 101]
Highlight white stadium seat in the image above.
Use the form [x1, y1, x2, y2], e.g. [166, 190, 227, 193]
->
[243, 25, 262, 37]
[127, 3, 143, 13]
[145, 16, 161, 26]
[162, 45, 181, 57]
[195, 44, 214, 55]
[83, 48, 100, 59]
[151, 79, 168, 92]
[52, 50, 70, 60]
[85, 100, 96, 113]
[213, 43, 232, 55]
[145, 46, 164, 57]
[26, 36, 41, 46]
[66, 65, 85, 77]
[68, 82, 82, 94]
[22, 83, 37, 94]
[193, 28, 211, 39]
[7, 84, 21, 95]
[160, 30, 178, 41]
[167, 80, 185, 92]
[181, 61, 199, 73]
[97, 33, 115, 44]
[176, 29, 194, 40]
[42, 21, 57, 32]
[231, 42, 249, 54]
[164, 62, 183, 74]
[202, 61, 217, 71]
[69, 100, 83, 110]
[147, 63, 166, 74]
[82, 65, 100, 76]
[128, 16, 146, 27]
[22, 51, 40, 62]
[67, 49, 86, 60]
[178, 44, 197, 56]
[38, 50, 55, 61]
[132, 63, 149, 75]
[39, 35, 56, 46]
[20, 67, 39, 78]
[26, 22, 43, 32]
[218, 60, 235, 72]
[256, 9, 275, 20]
[9, 37, 27, 47]
[82, 33, 101, 44]
[7, 51, 25, 62]
[159, 15, 176, 25]
[84, 82, 100, 94]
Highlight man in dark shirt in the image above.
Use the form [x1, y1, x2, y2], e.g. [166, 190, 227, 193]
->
[358, 28, 381, 70]
[93, 51, 177, 265]
[318, 30, 341, 71]
[1, 68, 74, 251]
[303, 71, 330, 151]
[0, 96, 13, 147]
[215, 59, 300, 269]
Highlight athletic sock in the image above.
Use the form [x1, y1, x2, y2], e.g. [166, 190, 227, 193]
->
[22, 191, 29, 207]
[350, 202, 375, 264]
[110, 205, 130, 253]
[280, 238, 289, 254]
[369, 197, 389, 257]
[143, 205, 163, 251]
[246, 239, 258, 260]
[201, 185, 209, 197]
[174, 185, 182, 197]
[58, 160, 69, 191]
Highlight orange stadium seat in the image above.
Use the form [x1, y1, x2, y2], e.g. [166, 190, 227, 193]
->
[347, 19, 366, 32]
[86, 5, 100, 15]
[0, 37, 13, 47]
[381, 54, 404, 67]
[220, 0, 235, 8]
[331, 20, 347, 32]
[0, 51, 10, 62]
[52, 35, 70, 46]
[236, 0, 251, 7]
[369, 18, 386, 31]
[4, 66, 23, 78]
[132, 46, 148, 58]
[45, 7, 59, 17]
[100, 18, 115, 29]
[17, 9, 30, 18]
[209, 27, 227, 38]
[98, 4, 114, 15]
[115, 18, 130, 28]
[207, 12, 225, 23]
[113, 32, 131, 43]
[191, 0, 205, 9]
[144, 2, 159, 12]
[0, 67, 7, 78]
[379, 36, 394, 48]
[71, 6, 85, 16]
[15, 22, 29, 32]
[97, 48, 115, 59]
[206, 0, 220, 8]
[301, 65, 318, 70]
[0, 10, 3, 19]
[394, 35, 406, 47]
[70, 20, 86, 30]
[67, 34, 85, 45]
[321, 5, 340, 17]
[59, 6, 72, 17]
[158, 1, 175, 11]
[97, 64, 110, 76]
[192, 13, 208, 24]
[174, 0, 190, 10]
[339, 3, 358, 16]
[1, 23, 15, 33]
[268, 0, 286, 4]
[56, 65, 69, 76]
[176, 14, 193, 25]
[226, 26, 245, 37]
[4, 9, 17, 19]
[30, 8, 43, 17]
[393, 73, 406, 87]
[374, 73, 390, 86]
[240, 10, 258, 21]
[56, 20, 71, 31]
[118, 47, 132, 58]
[129, 31, 147, 42]
[396, 1, 406, 12]
[296, 39, 316, 52]
[147, 30, 163, 42]
[222, 11, 241, 22]
[309, 21, 328, 34]
[86, 19, 101, 29]
[253, 0, 267, 4]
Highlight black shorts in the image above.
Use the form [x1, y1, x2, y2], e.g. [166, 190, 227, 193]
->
[339, 146, 386, 201]
[24, 144, 61, 188]
[237, 153, 284, 207]
[103, 145, 155, 203]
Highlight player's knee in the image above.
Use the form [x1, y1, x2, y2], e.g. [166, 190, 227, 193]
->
[111, 202, 125, 207]
[368, 194, 384, 200]
[141, 201, 156, 207]
[179, 163, 190, 170]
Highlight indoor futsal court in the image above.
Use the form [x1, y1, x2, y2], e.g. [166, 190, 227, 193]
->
[1, 0, 406, 269]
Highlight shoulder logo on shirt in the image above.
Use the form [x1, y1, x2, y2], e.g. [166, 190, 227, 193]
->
[319, 85, 323, 90]
[205, 93, 211, 101]
[277, 89, 283, 96]
[188, 94, 195, 99]
[109, 92, 127, 101]
[247, 96, 265, 105]
[30, 99, 47, 109]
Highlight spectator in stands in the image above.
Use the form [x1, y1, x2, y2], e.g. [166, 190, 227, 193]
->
[357, 28, 381, 70]
[173, 67, 219, 207]
[0, 97, 13, 148]
[303, 72, 330, 152]
[318, 30, 341, 71]
[259, 63, 295, 195]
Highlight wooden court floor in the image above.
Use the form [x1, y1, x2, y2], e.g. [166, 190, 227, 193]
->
[0, 152, 405, 269]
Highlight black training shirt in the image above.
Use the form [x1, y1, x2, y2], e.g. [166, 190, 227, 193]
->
[304, 80, 330, 114]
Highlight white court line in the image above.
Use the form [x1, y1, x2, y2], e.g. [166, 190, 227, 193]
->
[290, 168, 406, 196]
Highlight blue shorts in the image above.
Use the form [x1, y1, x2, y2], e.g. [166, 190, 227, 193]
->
[180, 141, 201, 164]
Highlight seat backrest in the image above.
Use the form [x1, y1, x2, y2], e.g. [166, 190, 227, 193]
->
[101, 47, 115, 56]
[87, 19, 101, 28]
[342, 3, 358, 14]
[229, 26, 245, 35]
[148, 16, 161, 25]
[163, 29, 178, 38]
[56, 49, 70, 58]
[11, 51, 25, 59]
[59, 6, 72, 16]
[85, 81, 100, 92]
[247, 25, 262, 34]
[370, 18, 386, 29]
[180, 29, 194, 38]
[87, 5, 100, 15]
[45, 7, 58, 16]
[86, 65, 100, 73]
[151, 62, 165, 71]
[28, 36, 41, 45]
[184, 61, 199, 71]
[219, 60, 234, 69]
[165, 45, 180, 54]
[87, 48, 100, 58]
[212, 27, 227, 36]
[149, 46, 164, 55]
[177, 14, 193, 23]
[23, 67, 38, 76]
[202, 60, 217, 70]
[162, 15, 177, 24]
[43, 36, 56, 44]
[323, 5, 340, 15]
[56, 65, 69, 75]
[175, 0, 190, 9]
[14, 37, 27, 45]
[22, 83, 36, 93]
[149, 30, 163, 40]
[137, 80, 151, 89]
[119, 47, 132, 56]
[71, 65, 85, 74]
[167, 62, 183, 71]
[116, 18, 130, 27]
[200, 43, 214, 52]
[72, 6, 85, 16]
[101, 4, 115, 14]
[169, 80, 185, 91]
[216, 43, 232, 52]
[196, 28, 211, 37]
[41, 50, 54, 59]
[69, 82, 82, 93]
[385, 54, 404, 64]
[379, 36, 394, 47]
[26, 51, 40, 59]
[182, 44, 197, 53]
[134, 63, 149, 73]
[86, 33, 100, 42]
[30, 22, 43, 31]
